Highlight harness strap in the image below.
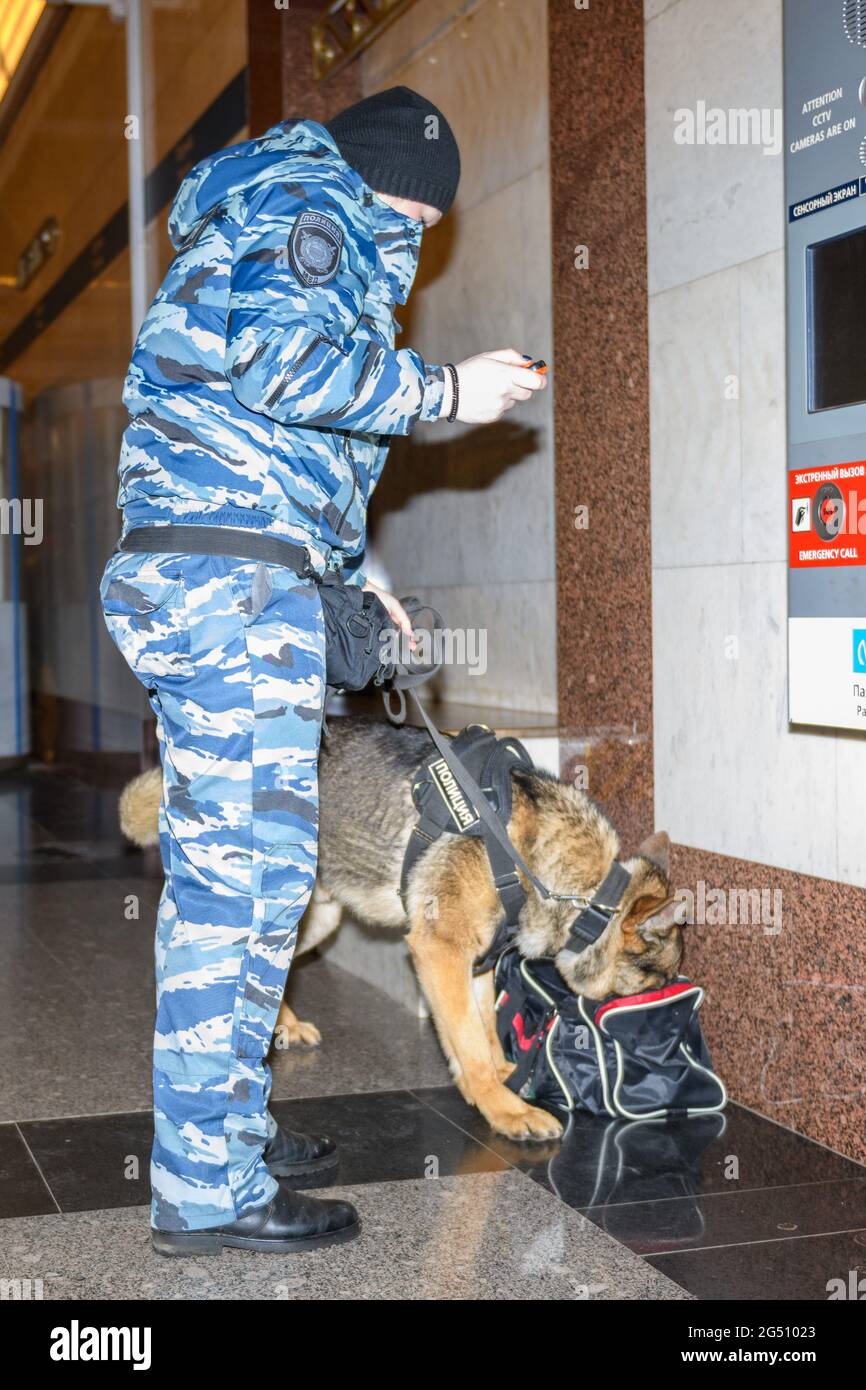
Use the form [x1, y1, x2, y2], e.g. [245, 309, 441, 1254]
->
[407, 691, 551, 903]
[403, 692, 633, 976]
[400, 821, 436, 902]
[471, 833, 530, 975]
[565, 861, 632, 949]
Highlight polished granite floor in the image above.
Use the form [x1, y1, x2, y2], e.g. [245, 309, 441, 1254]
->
[1, 764, 865, 1300]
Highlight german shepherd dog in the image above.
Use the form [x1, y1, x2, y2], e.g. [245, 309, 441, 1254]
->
[120, 716, 684, 1142]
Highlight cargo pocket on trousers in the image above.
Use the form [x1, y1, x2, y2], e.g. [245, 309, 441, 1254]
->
[226, 561, 274, 626]
[102, 570, 195, 681]
[232, 884, 313, 1061]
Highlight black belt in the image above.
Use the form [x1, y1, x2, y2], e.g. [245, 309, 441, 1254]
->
[119, 525, 323, 579]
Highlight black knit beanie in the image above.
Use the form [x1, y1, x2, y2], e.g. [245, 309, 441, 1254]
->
[325, 86, 460, 215]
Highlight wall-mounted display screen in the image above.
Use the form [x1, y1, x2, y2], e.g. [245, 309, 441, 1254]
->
[807, 225, 866, 412]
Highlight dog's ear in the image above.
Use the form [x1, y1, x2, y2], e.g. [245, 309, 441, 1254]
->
[621, 895, 686, 944]
[636, 830, 670, 875]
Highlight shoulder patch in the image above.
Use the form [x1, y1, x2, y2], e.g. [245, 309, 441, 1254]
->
[288, 210, 344, 287]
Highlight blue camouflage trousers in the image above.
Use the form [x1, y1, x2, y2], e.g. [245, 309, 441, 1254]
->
[100, 549, 325, 1231]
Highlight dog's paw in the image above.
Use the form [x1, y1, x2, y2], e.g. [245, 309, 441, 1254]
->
[273, 1017, 322, 1049]
[484, 1096, 563, 1143]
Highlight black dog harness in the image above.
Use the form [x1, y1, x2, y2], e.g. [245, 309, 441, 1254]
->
[403, 694, 632, 975]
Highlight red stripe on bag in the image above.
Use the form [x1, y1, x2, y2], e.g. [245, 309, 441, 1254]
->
[513, 1013, 536, 1051]
[594, 980, 696, 1025]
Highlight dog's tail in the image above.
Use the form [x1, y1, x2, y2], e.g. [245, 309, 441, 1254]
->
[119, 767, 162, 848]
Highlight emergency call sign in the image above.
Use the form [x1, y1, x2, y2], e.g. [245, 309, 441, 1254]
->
[788, 460, 866, 729]
[788, 461, 866, 568]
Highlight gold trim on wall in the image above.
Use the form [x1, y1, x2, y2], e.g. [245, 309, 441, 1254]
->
[0, 0, 46, 106]
[312, 0, 419, 81]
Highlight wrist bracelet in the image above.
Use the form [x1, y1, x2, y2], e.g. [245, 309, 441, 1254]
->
[444, 363, 459, 423]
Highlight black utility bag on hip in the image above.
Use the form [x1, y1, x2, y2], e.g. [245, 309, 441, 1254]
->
[494, 948, 726, 1120]
[319, 573, 442, 695]
[318, 573, 390, 692]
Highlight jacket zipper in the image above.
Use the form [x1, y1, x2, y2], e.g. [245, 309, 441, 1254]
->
[263, 332, 350, 410]
[263, 335, 324, 409]
[177, 200, 224, 254]
[336, 438, 361, 536]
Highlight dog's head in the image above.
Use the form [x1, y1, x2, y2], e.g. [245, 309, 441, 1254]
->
[554, 832, 686, 1000]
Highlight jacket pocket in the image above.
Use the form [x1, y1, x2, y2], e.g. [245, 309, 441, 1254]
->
[101, 560, 194, 681]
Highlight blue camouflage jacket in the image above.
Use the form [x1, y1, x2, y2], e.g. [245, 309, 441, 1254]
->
[116, 119, 445, 581]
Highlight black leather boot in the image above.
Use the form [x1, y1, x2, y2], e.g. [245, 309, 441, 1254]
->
[263, 1123, 339, 1178]
[151, 1185, 359, 1256]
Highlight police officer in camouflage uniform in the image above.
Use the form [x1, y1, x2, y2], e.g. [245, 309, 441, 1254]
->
[101, 87, 547, 1256]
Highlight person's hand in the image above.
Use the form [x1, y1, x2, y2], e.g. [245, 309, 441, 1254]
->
[444, 349, 548, 424]
[362, 580, 416, 649]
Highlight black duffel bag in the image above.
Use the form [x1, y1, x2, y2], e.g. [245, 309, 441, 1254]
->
[494, 947, 726, 1120]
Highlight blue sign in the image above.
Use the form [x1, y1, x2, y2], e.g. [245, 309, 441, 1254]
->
[788, 178, 861, 223]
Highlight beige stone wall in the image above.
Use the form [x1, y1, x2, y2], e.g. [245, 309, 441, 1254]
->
[325, 0, 555, 1009]
[360, 0, 557, 715]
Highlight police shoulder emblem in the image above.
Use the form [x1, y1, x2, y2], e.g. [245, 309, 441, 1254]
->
[288, 210, 344, 287]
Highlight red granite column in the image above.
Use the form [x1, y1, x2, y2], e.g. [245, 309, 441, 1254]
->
[246, 0, 360, 126]
[246, 0, 284, 135]
[548, 0, 653, 851]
